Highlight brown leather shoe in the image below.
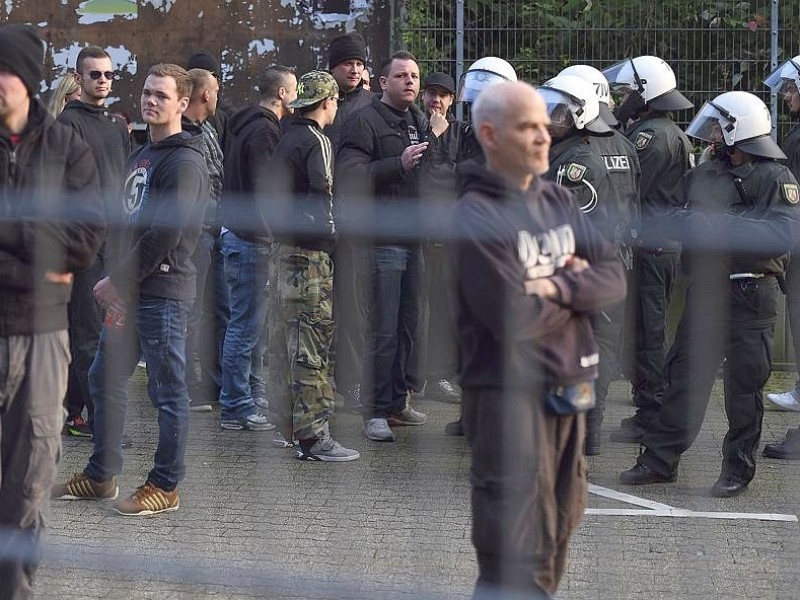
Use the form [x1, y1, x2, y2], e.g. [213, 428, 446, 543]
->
[113, 481, 179, 516]
[51, 473, 118, 501]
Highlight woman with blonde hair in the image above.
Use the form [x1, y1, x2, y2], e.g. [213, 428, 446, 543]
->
[47, 73, 81, 117]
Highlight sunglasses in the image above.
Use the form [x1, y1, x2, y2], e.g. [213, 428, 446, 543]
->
[83, 70, 116, 81]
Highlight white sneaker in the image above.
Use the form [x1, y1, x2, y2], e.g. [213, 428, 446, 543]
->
[363, 417, 396, 442]
[766, 389, 800, 412]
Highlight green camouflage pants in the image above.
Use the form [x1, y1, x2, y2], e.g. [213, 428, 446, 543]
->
[267, 245, 335, 441]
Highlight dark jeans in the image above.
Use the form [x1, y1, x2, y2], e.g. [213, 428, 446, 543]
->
[0, 332, 69, 600]
[632, 249, 679, 418]
[412, 243, 458, 386]
[785, 255, 800, 390]
[186, 230, 229, 402]
[65, 256, 104, 424]
[85, 296, 191, 491]
[332, 237, 369, 395]
[463, 387, 586, 597]
[362, 244, 423, 418]
[639, 276, 778, 483]
[219, 231, 270, 419]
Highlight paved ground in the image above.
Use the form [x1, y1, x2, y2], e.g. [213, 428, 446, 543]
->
[34, 369, 800, 599]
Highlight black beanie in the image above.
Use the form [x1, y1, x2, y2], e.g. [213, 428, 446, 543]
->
[328, 33, 366, 70]
[0, 24, 43, 97]
[187, 50, 219, 75]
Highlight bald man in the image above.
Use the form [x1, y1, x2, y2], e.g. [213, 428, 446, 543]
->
[453, 82, 626, 599]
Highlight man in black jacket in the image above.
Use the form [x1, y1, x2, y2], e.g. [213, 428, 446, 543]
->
[456, 81, 625, 599]
[267, 70, 360, 460]
[338, 51, 430, 442]
[219, 65, 296, 432]
[0, 25, 104, 599]
[58, 45, 131, 438]
[52, 63, 209, 516]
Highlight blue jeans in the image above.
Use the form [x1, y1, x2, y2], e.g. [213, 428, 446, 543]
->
[85, 296, 191, 491]
[219, 231, 270, 419]
[363, 244, 423, 418]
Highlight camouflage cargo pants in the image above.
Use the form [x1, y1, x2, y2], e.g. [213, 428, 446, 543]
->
[267, 245, 335, 441]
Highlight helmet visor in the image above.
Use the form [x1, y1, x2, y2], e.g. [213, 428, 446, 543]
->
[457, 69, 511, 103]
[764, 58, 800, 94]
[685, 101, 735, 146]
[538, 87, 577, 127]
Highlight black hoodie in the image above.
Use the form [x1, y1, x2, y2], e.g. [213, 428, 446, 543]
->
[110, 130, 209, 301]
[222, 104, 282, 244]
[453, 162, 626, 391]
[58, 100, 131, 201]
[0, 99, 104, 334]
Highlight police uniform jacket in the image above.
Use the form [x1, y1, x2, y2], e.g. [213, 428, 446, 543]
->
[590, 129, 641, 240]
[668, 157, 799, 278]
[781, 124, 800, 181]
[545, 134, 618, 243]
[626, 115, 694, 250]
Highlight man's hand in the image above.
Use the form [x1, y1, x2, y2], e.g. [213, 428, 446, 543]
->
[429, 113, 449, 138]
[525, 278, 558, 299]
[401, 142, 429, 172]
[93, 276, 123, 309]
[564, 256, 590, 273]
[45, 271, 73, 285]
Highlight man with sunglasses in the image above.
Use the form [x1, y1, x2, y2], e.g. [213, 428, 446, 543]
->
[58, 46, 131, 440]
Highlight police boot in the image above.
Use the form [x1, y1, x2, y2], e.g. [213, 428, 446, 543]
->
[762, 428, 800, 459]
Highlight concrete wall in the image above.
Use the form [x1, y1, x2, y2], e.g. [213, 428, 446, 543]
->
[2, 0, 390, 118]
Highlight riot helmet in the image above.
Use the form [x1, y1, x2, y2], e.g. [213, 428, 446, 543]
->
[764, 55, 800, 96]
[538, 74, 611, 135]
[686, 91, 785, 159]
[457, 56, 517, 104]
[603, 55, 693, 112]
[559, 64, 618, 127]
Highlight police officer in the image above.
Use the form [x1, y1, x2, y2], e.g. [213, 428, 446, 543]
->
[761, 55, 800, 457]
[603, 56, 694, 442]
[619, 92, 799, 497]
[539, 74, 623, 455]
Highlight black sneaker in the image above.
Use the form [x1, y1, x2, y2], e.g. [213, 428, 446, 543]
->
[444, 419, 464, 436]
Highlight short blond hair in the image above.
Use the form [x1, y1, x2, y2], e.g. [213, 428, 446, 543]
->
[147, 63, 193, 100]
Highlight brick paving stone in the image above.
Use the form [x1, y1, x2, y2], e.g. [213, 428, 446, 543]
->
[31, 371, 800, 599]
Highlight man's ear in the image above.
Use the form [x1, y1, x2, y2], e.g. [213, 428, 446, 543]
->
[202, 89, 211, 104]
[379, 76, 387, 91]
[178, 96, 190, 113]
[476, 122, 495, 150]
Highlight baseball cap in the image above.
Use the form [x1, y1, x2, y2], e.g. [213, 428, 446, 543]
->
[288, 70, 339, 109]
[423, 72, 455, 95]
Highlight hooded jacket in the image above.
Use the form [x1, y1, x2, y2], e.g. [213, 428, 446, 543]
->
[0, 99, 104, 335]
[325, 85, 372, 150]
[269, 117, 337, 254]
[58, 100, 131, 201]
[109, 130, 209, 301]
[222, 104, 282, 244]
[453, 162, 626, 391]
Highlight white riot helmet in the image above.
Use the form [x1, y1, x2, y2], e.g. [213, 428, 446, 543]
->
[603, 55, 693, 111]
[539, 74, 611, 134]
[559, 64, 617, 127]
[685, 91, 785, 159]
[458, 57, 518, 103]
[764, 55, 800, 95]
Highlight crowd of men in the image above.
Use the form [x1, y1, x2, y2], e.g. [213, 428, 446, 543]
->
[2, 19, 800, 600]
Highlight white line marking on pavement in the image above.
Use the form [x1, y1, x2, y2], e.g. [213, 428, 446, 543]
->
[588, 484, 798, 523]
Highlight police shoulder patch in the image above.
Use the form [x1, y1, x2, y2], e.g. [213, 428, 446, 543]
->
[634, 132, 653, 150]
[566, 162, 587, 182]
[782, 182, 800, 205]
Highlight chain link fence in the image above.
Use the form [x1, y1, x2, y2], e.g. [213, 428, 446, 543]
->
[400, 0, 800, 134]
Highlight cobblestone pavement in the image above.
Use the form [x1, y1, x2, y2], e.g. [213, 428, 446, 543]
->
[34, 370, 800, 599]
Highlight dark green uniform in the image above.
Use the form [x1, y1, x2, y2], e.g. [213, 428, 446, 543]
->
[624, 115, 694, 432]
[778, 125, 800, 391]
[546, 134, 622, 452]
[635, 157, 799, 484]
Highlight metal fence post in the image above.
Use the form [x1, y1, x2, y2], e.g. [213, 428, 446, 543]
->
[455, 0, 465, 122]
[771, 0, 779, 139]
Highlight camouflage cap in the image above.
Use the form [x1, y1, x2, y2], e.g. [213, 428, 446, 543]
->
[288, 70, 339, 109]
